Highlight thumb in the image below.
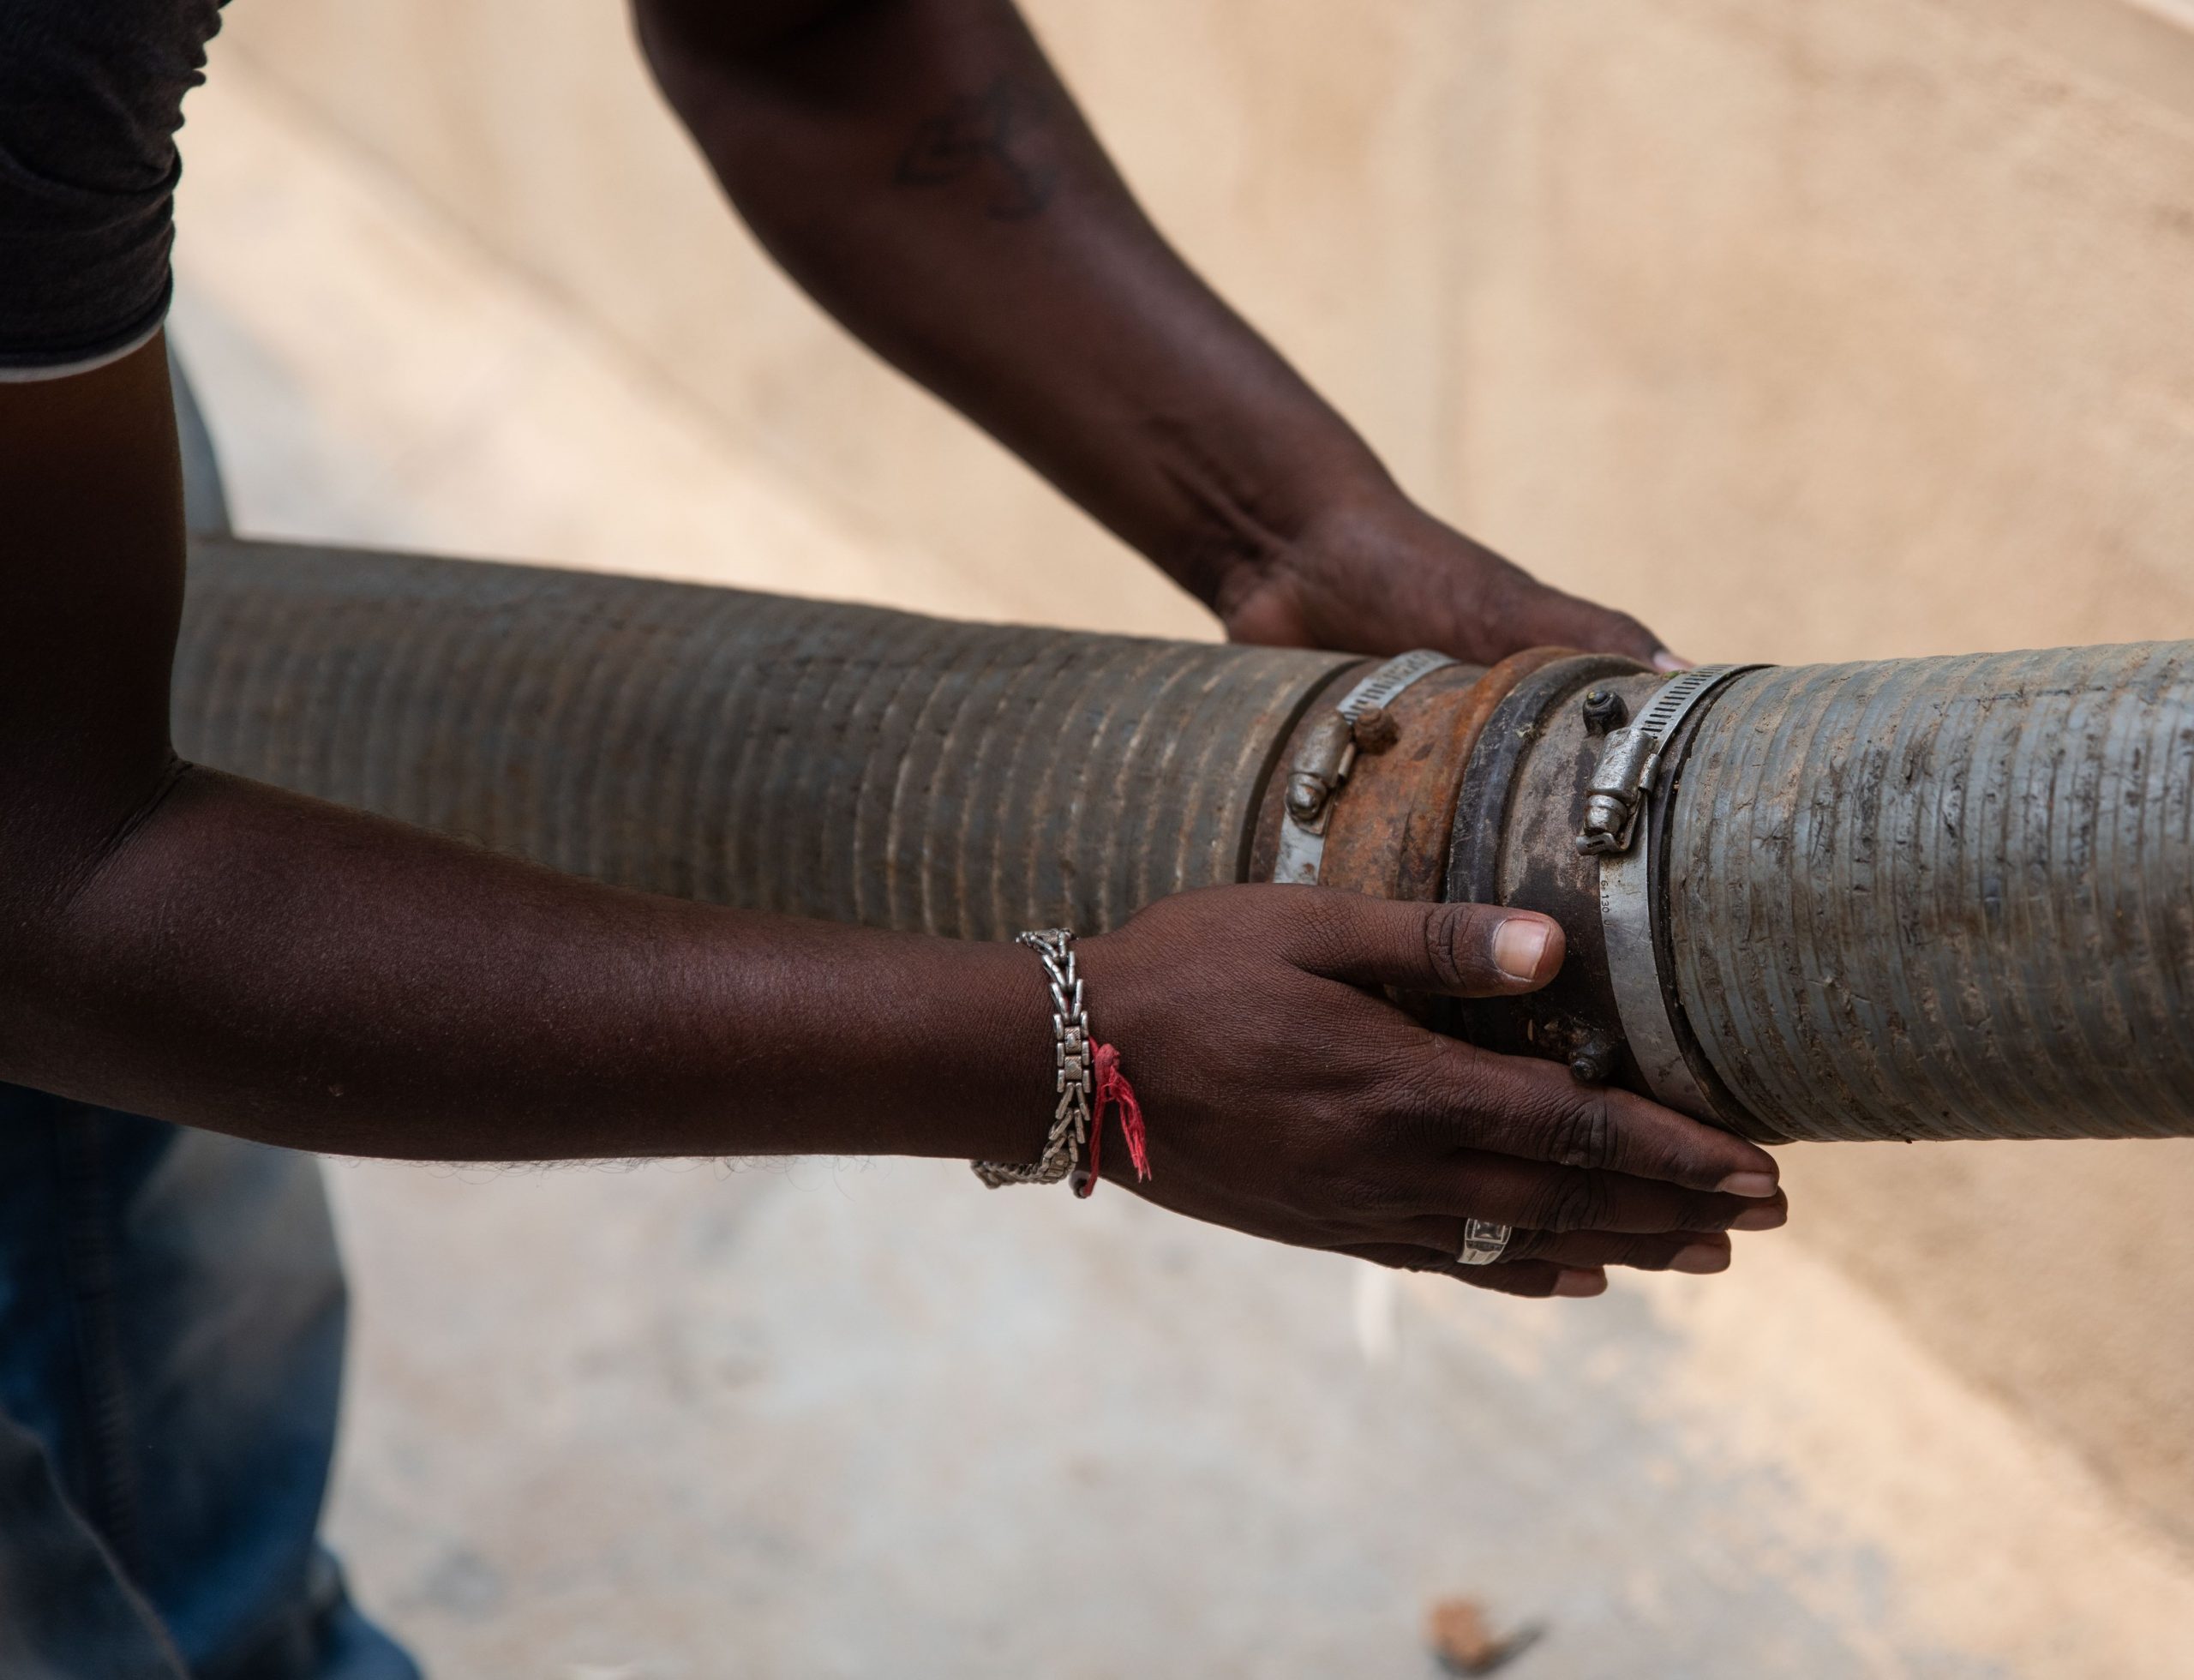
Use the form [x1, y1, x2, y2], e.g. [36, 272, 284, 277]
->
[1296, 895, 1566, 998]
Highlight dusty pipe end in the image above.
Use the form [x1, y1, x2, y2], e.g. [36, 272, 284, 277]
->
[1668, 645, 2194, 1143]
[1422, 643, 2194, 1144]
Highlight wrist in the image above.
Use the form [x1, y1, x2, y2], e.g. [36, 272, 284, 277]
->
[767, 927, 1057, 1163]
[1213, 484, 1429, 651]
[926, 936, 1062, 1165]
[1142, 405, 1400, 620]
[967, 927, 1154, 1195]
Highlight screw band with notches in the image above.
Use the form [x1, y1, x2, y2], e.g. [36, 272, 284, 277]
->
[1271, 651, 1458, 887]
[1586, 664, 1766, 1118]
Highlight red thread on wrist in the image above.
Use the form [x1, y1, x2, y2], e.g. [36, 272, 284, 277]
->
[1073, 1041, 1149, 1199]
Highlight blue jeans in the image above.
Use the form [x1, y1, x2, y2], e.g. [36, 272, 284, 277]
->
[0, 1087, 418, 1678]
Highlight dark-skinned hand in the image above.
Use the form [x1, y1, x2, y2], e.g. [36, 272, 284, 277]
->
[1221, 493, 1687, 673]
[1076, 885, 1783, 1299]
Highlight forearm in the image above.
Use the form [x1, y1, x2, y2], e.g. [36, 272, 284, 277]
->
[0, 342, 1051, 1167]
[638, 0, 1393, 614]
[0, 765, 1050, 1162]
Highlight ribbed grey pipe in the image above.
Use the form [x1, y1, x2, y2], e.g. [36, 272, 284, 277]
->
[1666, 645, 2194, 1142]
[173, 537, 1351, 941]
[172, 537, 2194, 1143]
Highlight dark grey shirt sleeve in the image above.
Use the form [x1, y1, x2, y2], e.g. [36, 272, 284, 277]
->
[0, 0, 228, 376]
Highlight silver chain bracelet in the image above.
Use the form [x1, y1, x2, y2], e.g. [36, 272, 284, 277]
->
[971, 928, 1092, 1189]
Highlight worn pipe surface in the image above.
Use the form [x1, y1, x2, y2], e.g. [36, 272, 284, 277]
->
[174, 537, 1352, 940]
[1665, 646, 2194, 1142]
[171, 537, 2194, 1143]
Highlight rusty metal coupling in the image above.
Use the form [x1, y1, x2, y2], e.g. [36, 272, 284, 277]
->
[173, 537, 2194, 1145]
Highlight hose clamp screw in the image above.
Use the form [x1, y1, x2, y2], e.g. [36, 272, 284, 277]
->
[1580, 687, 1629, 737]
[1272, 651, 1457, 886]
[1285, 774, 1330, 822]
[1568, 1031, 1621, 1085]
[1576, 665, 1760, 856]
[1349, 704, 1400, 754]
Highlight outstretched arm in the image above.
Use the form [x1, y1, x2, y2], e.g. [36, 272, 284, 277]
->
[637, 0, 1677, 667]
[0, 342, 1056, 1164]
[0, 345, 1777, 1296]
[0, 0, 1776, 1296]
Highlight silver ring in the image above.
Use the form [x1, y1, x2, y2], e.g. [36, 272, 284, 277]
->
[1457, 1219, 1512, 1267]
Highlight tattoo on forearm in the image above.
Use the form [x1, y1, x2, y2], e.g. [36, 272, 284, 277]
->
[893, 76, 1058, 221]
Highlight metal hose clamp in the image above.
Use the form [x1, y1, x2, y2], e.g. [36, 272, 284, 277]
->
[1272, 649, 1458, 886]
[1585, 664, 1765, 1118]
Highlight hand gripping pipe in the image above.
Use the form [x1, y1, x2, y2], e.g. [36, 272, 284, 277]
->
[170, 536, 2194, 1146]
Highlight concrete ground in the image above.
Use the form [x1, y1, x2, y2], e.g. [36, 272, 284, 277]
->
[171, 59, 2194, 1680]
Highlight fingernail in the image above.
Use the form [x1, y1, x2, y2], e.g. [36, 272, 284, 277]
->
[1730, 1204, 1787, 1233]
[1554, 1268, 1607, 1298]
[1716, 1171, 1779, 1199]
[1652, 648, 1692, 672]
[1492, 918, 1553, 983]
[1672, 1242, 1730, 1275]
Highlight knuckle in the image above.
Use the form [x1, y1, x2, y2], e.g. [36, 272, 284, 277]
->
[1694, 1193, 1750, 1232]
[1615, 1235, 1681, 1270]
[1356, 1175, 1415, 1217]
[1420, 903, 1474, 990]
[1550, 1091, 1617, 1171]
[1497, 1226, 1553, 1263]
[1324, 1167, 1407, 1217]
[1536, 1171, 1613, 1234]
[1441, 1044, 1515, 1145]
[1383, 1041, 1470, 1150]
